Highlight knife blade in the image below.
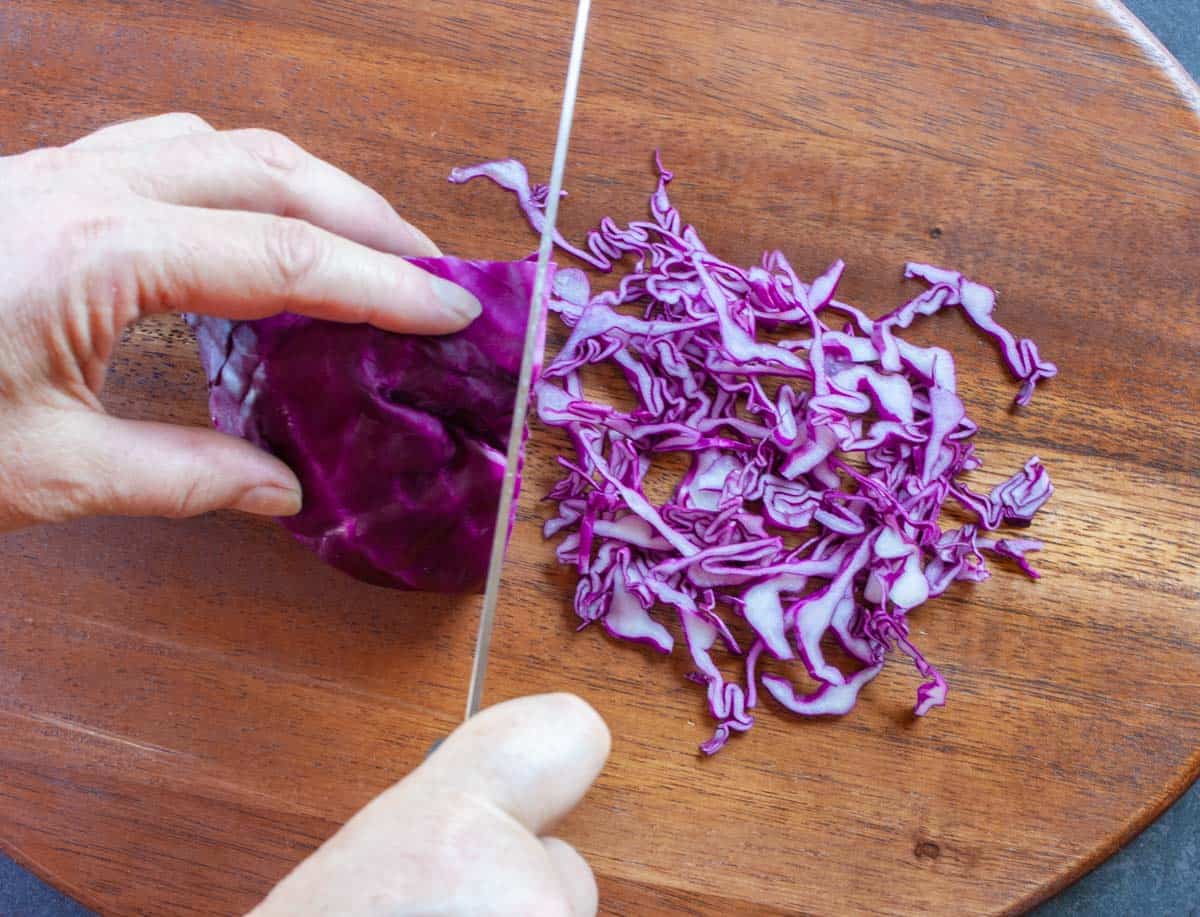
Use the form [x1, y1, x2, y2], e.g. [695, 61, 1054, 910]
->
[464, 0, 593, 721]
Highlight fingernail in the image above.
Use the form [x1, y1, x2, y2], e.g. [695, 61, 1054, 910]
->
[235, 484, 302, 517]
[410, 223, 442, 257]
[430, 275, 482, 323]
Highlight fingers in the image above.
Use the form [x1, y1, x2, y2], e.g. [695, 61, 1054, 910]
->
[63, 118, 460, 333]
[38, 411, 301, 521]
[419, 693, 611, 835]
[125, 204, 479, 333]
[68, 113, 215, 151]
[109, 128, 440, 258]
[542, 837, 599, 917]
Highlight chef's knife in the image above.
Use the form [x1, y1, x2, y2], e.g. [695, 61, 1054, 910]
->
[464, 0, 593, 721]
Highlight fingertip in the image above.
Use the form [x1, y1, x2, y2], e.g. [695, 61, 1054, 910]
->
[372, 263, 482, 335]
[364, 191, 442, 259]
[421, 693, 611, 834]
[541, 692, 612, 763]
[233, 483, 302, 517]
[402, 219, 443, 258]
[479, 693, 610, 769]
[429, 274, 482, 325]
[213, 436, 302, 516]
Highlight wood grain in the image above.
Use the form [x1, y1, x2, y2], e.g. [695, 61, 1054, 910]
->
[1, 1, 1197, 914]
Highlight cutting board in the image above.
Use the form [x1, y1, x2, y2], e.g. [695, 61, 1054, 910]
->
[1, 1, 1197, 914]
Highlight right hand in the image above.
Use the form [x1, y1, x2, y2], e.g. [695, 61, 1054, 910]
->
[250, 693, 611, 917]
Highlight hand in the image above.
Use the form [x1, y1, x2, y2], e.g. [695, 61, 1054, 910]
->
[0, 113, 482, 531]
[251, 693, 611, 917]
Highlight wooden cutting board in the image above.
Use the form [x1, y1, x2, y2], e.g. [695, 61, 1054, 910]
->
[1, 1, 1197, 914]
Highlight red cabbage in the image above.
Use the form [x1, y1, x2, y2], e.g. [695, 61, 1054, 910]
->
[187, 256, 549, 592]
[455, 155, 1056, 754]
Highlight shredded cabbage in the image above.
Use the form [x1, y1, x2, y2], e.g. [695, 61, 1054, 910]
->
[455, 155, 1056, 753]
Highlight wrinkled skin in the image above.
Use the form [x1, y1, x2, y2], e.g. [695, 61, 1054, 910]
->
[0, 116, 609, 915]
[0, 113, 480, 530]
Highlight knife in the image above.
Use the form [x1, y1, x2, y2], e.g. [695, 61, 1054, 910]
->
[463, 0, 593, 721]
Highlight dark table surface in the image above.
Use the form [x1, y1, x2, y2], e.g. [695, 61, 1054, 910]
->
[2, 1, 1197, 914]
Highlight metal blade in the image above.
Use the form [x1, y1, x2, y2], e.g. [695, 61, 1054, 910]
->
[465, 0, 592, 720]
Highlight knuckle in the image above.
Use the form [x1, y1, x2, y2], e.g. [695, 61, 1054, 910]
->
[264, 218, 323, 292]
[55, 210, 129, 283]
[165, 476, 206, 519]
[59, 212, 133, 286]
[545, 692, 610, 748]
[16, 145, 81, 176]
[427, 790, 493, 843]
[163, 111, 214, 134]
[55, 210, 148, 327]
[64, 212, 126, 251]
[238, 128, 306, 177]
[427, 804, 573, 917]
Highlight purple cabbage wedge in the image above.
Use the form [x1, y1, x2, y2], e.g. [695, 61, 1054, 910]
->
[454, 155, 1056, 754]
[187, 256, 549, 592]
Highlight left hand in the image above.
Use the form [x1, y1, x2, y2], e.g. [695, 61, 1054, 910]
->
[0, 113, 481, 531]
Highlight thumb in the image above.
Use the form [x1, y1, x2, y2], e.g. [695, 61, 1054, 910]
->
[37, 410, 301, 520]
[416, 693, 612, 835]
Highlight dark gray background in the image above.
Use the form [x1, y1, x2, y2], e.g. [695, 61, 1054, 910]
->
[2, 1, 1197, 914]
